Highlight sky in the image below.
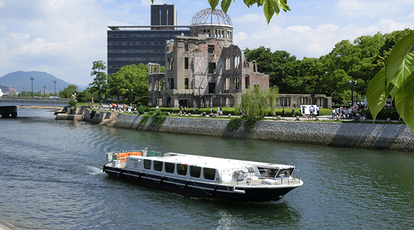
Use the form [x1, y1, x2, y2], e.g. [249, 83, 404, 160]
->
[0, 0, 414, 88]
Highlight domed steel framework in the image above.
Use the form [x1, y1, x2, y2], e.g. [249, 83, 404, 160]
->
[191, 8, 232, 27]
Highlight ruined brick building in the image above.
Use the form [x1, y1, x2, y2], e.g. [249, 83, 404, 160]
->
[149, 8, 269, 108]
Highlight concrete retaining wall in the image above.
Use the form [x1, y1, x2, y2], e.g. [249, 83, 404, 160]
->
[81, 109, 414, 152]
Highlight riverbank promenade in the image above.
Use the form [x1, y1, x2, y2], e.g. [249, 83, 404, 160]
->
[76, 106, 412, 152]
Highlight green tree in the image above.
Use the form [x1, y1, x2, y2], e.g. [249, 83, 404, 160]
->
[76, 89, 93, 103]
[18, 91, 29, 97]
[244, 47, 297, 92]
[108, 63, 149, 105]
[241, 86, 279, 118]
[319, 34, 385, 104]
[89, 60, 108, 102]
[59, 84, 78, 98]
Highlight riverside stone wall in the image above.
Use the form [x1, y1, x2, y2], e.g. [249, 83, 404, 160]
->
[81, 109, 414, 152]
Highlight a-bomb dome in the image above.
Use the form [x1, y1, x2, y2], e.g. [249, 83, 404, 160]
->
[191, 8, 232, 27]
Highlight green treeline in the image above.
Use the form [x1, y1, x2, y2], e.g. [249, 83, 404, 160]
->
[244, 28, 413, 104]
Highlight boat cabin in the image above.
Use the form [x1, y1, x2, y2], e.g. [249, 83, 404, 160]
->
[107, 150, 296, 185]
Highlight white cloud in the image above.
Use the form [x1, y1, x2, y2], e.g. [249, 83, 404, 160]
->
[235, 20, 401, 59]
[335, 0, 414, 18]
[287, 25, 312, 33]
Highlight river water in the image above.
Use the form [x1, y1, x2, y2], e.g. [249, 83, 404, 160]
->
[1, 108, 414, 229]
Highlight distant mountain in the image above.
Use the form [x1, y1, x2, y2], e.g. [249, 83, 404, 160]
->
[0, 71, 78, 94]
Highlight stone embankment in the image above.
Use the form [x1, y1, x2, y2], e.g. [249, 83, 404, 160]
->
[60, 106, 414, 152]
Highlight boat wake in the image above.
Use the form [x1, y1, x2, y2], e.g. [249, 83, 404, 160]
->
[85, 165, 104, 175]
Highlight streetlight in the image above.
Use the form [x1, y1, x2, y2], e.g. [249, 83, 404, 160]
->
[348, 80, 357, 106]
[30, 77, 34, 98]
[53, 80, 57, 95]
[43, 86, 46, 97]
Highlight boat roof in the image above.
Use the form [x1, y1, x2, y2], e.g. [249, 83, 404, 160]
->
[130, 152, 295, 170]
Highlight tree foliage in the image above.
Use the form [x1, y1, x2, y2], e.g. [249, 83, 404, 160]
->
[59, 84, 78, 98]
[107, 63, 149, 105]
[241, 86, 279, 118]
[89, 60, 108, 102]
[244, 30, 414, 105]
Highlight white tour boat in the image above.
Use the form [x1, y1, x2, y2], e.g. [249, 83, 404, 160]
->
[103, 149, 303, 202]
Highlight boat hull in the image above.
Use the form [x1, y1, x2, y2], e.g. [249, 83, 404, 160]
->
[103, 165, 299, 202]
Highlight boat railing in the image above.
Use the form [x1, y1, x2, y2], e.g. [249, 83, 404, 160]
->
[225, 169, 302, 186]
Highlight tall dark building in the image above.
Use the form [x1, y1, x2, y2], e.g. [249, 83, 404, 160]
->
[151, 4, 176, 26]
[107, 4, 190, 75]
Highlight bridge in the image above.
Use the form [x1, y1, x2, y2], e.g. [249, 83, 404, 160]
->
[0, 97, 69, 118]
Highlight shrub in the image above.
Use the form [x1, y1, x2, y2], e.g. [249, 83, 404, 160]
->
[137, 106, 148, 114]
[150, 110, 168, 126]
[227, 117, 242, 131]
[138, 114, 150, 125]
[245, 117, 260, 132]
[362, 107, 400, 120]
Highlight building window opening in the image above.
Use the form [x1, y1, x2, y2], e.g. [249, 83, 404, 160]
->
[225, 78, 229, 90]
[168, 58, 174, 70]
[208, 82, 216, 94]
[245, 74, 250, 89]
[208, 62, 216, 74]
[234, 78, 240, 90]
[225, 58, 230, 70]
[234, 56, 240, 69]
[208, 45, 214, 54]
[185, 78, 189, 89]
[169, 78, 175, 89]
[185, 57, 189, 69]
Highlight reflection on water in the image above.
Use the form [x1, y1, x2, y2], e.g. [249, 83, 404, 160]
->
[0, 108, 414, 229]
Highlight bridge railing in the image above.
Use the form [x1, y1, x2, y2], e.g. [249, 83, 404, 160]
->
[0, 97, 69, 106]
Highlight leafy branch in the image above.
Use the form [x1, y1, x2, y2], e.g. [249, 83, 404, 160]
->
[367, 33, 414, 131]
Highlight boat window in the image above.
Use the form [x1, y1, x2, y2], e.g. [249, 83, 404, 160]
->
[144, 159, 151, 169]
[203, 168, 216, 180]
[177, 164, 188, 175]
[153, 161, 163, 171]
[258, 167, 277, 178]
[278, 168, 293, 177]
[190, 166, 201, 178]
[165, 162, 175, 173]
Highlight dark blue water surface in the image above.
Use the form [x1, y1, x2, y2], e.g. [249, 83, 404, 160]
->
[1, 109, 414, 229]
